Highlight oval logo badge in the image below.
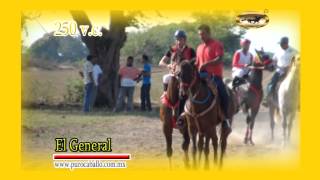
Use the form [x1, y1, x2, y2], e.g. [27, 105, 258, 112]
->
[236, 11, 269, 28]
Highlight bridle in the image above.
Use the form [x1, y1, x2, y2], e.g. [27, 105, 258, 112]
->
[180, 68, 198, 89]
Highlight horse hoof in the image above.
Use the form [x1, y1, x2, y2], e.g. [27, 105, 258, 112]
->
[250, 140, 255, 146]
[244, 138, 248, 145]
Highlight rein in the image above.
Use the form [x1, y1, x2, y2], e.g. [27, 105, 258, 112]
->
[183, 70, 217, 133]
[190, 88, 212, 104]
[184, 95, 217, 119]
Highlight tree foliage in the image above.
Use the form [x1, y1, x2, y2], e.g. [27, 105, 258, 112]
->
[28, 32, 88, 62]
[121, 12, 245, 65]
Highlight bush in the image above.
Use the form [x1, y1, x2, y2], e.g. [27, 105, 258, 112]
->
[64, 78, 84, 104]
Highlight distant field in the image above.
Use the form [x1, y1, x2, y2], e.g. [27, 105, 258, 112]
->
[22, 66, 168, 106]
[22, 65, 273, 107]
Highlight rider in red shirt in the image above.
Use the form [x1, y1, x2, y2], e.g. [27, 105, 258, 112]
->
[196, 24, 231, 132]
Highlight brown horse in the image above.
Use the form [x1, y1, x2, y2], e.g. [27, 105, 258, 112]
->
[159, 75, 190, 168]
[178, 60, 236, 169]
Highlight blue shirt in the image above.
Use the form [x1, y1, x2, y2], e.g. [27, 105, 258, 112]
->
[142, 63, 152, 84]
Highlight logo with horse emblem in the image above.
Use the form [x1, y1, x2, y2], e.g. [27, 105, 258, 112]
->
[236, 10, 269, 28]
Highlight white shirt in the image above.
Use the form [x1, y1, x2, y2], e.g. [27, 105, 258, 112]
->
[232, 49, 252, 78]
[83, 61, 93, 84]
[93, 64, 103, 86]
[273, 46, 298, 73]
[237, 49, 252, 65]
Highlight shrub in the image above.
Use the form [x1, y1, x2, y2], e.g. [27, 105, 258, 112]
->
[64, 78, 84, 104]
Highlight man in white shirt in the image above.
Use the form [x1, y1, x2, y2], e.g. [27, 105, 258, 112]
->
[266, 37, 298, 97]
[90, 57, 103, 109]
[79, 55, 94, 112]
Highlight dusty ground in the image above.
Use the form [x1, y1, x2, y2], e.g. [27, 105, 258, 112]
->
[22, 108, 299, 170]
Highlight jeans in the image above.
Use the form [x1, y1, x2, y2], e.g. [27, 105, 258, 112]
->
[90, 85, 98, 109]
[212, 76, 229, 119]
[83, 82, 94, 112]
[267, 72, 281, 95]
[115, 86, 135, 112]
[140, 84, 152, 111]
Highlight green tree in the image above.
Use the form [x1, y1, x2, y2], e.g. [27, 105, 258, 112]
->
[121, 11, 245, 65]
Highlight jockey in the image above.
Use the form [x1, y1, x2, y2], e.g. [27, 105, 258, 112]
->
[159, 30, 196, 127]
[231, 39, 253, 88]
[195, 24, 231, 133]
[159, 30, 196, 91]
[263, 37, 298, 106]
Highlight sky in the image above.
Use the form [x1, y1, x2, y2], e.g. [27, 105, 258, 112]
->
[22, 10, 300, 53]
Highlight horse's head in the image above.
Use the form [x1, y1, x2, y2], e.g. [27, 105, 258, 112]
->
[290, 55, 300, 71]
[168, 74, 180, 90]
[177, 60, 197, 97]
[253, 49, 272, 69]
[287, 55, 300, 80]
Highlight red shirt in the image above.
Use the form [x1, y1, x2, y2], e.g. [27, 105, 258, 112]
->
[196, 39, 224, 77]
[165, 45, 196, 63]
[119, 66, 140, 80]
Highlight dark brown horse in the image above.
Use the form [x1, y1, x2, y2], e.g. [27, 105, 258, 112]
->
[236, 52, 271, 145]
[160, 75, 190, 168]
[178, 60, 237, 169]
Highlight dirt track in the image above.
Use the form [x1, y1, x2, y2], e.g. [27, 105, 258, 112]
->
[22, 108, 299, 170]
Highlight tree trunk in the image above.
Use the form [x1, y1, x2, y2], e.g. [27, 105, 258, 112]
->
[71, 11, 128, 108]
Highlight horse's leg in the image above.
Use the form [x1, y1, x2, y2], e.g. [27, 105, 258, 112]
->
[181, 128, 190, 169]
[163, 122, 173, 168]
[212, 128, 218, 165]
[248, 109, 258, 145]
[269, 105, 276, 141]
[220, 118, 231, 168]
[287, 113, 295, 144]
[204, 134, 210, 170]
[189, 126, 197, 169]
[198, 133, 204, 166]
[244, 109, 251, 144]
[282, 113, 288, 146]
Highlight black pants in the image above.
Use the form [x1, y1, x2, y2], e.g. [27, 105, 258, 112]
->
[141, 84, 152, 111]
